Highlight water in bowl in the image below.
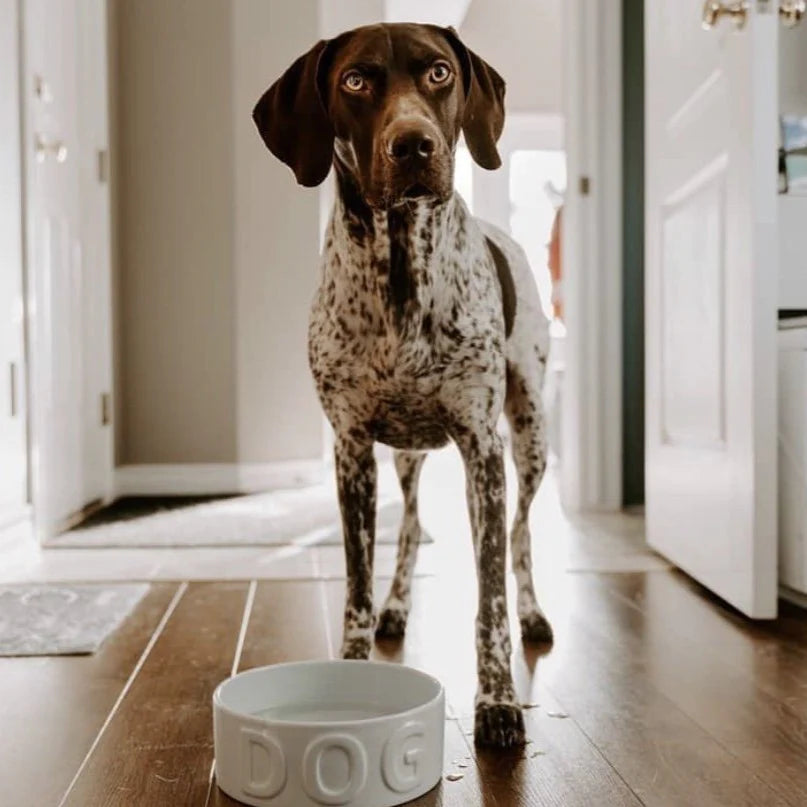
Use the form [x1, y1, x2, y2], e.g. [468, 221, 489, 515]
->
[254, 701, 398, 723]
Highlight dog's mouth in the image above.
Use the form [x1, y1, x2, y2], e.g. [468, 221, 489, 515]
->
[383, 180, 452, 209]
[402, 182, 434, 199]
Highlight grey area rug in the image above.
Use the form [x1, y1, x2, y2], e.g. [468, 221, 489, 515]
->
[0, 583, 149, 656]
[53, 487, 430, 549]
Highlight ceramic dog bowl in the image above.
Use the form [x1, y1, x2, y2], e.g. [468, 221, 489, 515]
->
[213, 660, 445, 807]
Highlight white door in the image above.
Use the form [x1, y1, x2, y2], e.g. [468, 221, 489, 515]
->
[645, 0, 778, 617]
[0, 0, 28, 526]
[22, 0, 113, 537]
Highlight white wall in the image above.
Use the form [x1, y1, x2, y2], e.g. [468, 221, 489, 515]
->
[113, 0, 237, 464]
[460, 0, 563, 114]
[113, 0, 325, 467]
[231, 1, 325, 464]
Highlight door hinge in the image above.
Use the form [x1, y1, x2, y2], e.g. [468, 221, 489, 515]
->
[97, 149, 109, 183]
[101, 392, 111, 426]
[9, 362, 18, 417]
[579, 175, 591, 196]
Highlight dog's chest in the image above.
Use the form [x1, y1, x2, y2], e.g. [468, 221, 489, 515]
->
[310, 297, 456, 447]
[309, 196, 503, 447]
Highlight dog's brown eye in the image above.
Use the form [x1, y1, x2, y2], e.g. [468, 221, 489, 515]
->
[429, 61, 452, 84]
[343, 71, 365, 92]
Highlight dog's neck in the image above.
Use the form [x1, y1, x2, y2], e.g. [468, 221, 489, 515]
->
[325, 166, 465, 335]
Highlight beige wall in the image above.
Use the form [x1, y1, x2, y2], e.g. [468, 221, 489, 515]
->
[231, 0, 324, 464]
[460, 0, 563, 114]
[113, 0, 323, 465]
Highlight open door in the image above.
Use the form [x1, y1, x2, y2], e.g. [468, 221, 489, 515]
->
[0, 0, 28, 527]
[22, 0, 114, 538]
[645, 0, 778, 617]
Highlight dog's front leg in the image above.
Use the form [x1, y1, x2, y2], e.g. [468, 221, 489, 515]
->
[456, 426, 526, 749]
[334, 433, 377, 659]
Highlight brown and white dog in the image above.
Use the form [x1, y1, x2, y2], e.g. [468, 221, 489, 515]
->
[253, 23, 552, 749]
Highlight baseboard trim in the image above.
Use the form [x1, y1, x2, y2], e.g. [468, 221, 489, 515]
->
[0, 506, 33, 548]
[780, 584, 807, 612]
[114, 461, 325, 497]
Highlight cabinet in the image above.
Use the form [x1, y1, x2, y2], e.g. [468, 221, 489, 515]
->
[779, 18, 807, 307]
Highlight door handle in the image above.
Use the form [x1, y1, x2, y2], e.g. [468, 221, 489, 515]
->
[34, 134, 67, 164]
[702, 0, 749, 30]
[780, 0, 806, 27]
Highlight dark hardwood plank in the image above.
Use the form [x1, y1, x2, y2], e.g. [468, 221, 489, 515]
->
[237, 579, 333, 668]
[592, 572, 807, 807]
[322, 577, 642, 806]
[538, 572, 791, 807]
[606, 571, 807, 718]
[61, 581, 250, 807]
[0, 582, 179, 807]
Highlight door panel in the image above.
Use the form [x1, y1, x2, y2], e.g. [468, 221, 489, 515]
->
[646, 1, 778, 617]
[0, 0, 28, 522]
[23, 0, 113, 536]
[661, 162, 726, 447]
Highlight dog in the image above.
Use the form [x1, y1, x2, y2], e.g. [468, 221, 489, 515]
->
[253, 23, 552, 749]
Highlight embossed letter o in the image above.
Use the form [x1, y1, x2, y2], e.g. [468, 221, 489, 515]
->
[301, 733, 368, 805]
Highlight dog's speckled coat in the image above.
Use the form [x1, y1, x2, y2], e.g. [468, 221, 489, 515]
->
[254, 22, 552, 749]
[309, 177, 552, 746]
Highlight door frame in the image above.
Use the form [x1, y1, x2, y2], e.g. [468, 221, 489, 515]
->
[19, 0, 114, 541]
[560, 0, 624, 511]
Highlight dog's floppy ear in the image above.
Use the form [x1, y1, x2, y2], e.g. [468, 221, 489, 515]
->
[252, 40, 335, 187]
[440, 27, 506, 170]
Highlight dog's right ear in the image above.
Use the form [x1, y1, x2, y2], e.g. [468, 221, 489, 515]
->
[252, 40, 335, 187]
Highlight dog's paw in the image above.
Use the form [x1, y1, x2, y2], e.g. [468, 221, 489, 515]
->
[374, 606, 408, 639]
[474, 703, 526, 749]
[520, 612, 554, 644]
[341, 636, 372, 660]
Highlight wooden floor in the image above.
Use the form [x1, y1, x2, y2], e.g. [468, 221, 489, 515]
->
[2, 454, 807, 806]
[4, 567, 807, 806]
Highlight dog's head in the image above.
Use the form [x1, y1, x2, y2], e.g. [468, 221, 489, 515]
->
[252, 23, 505, 209]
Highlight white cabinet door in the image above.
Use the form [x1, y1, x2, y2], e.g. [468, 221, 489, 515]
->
[0, 0, 28, 523]
[645, 1, 778, 617]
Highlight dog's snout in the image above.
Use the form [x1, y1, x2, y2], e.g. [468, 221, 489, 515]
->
[385, 120, 437, 165]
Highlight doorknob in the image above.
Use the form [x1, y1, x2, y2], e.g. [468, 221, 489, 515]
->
[780, 0, 806, 27]
[34, 134, 67, 164]
[702, 0, 749, 30]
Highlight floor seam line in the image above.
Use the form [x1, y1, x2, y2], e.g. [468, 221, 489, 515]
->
[55, 581, 189, 807]
[231, 580, 258, 677]
[319, 579, 336, 659]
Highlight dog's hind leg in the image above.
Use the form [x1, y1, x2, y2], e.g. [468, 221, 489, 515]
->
[375, 450, 426, 639]
[504, 363, 553, 643]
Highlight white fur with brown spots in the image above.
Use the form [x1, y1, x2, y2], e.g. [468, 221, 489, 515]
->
[308, 189, 552, 748]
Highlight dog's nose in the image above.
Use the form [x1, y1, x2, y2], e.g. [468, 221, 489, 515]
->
[385, 124, 436, 164]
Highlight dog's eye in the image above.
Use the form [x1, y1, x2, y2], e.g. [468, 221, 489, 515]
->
[342, 71, 366, 92]
[429, 61, 452, 84]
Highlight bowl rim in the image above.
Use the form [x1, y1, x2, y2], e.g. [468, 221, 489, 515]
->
[213, 659, 445, 729]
